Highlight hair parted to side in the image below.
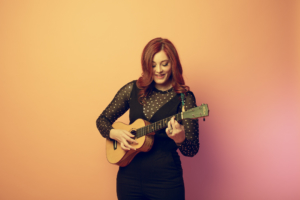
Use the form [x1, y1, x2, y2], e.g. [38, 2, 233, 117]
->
[136, 37, 189, 105]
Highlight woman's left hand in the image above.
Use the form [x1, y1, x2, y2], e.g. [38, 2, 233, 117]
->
[166, 117, 186, 144]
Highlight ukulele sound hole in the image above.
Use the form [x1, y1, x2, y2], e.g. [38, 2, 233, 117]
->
[130, 130, 137, 138]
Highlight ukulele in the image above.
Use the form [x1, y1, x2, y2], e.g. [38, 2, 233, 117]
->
[106, 104, 209, 167]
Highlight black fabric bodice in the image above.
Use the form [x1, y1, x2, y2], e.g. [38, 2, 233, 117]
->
[129, 80, 181, 152]
[96, 80, 200, 199]
[96, 80, 199, 157]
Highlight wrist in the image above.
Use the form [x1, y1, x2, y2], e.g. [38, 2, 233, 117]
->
[109, 129, 115, 139]
[176, 138, 185, 146]
[176, 143, 182, 147]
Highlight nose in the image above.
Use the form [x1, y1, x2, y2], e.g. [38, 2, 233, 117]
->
[155, 65, 162, 73]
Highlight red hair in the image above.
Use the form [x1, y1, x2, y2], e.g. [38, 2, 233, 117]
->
[136, 37, 189, 104]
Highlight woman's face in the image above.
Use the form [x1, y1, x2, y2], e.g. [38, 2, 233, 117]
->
[152, 50, 172, 90]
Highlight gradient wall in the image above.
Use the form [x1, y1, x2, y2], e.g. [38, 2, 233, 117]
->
[0, 1, 299, 200]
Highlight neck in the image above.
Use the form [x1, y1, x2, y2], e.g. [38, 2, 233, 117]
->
[154, 80, 172, 91]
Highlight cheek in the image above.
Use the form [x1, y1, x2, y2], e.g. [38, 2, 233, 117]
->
[167, 67, 172, 76]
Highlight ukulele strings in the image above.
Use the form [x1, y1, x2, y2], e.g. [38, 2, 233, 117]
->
[135, 112, 183, 139]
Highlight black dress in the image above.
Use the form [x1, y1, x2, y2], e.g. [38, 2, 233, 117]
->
[96, 81, 199, 200]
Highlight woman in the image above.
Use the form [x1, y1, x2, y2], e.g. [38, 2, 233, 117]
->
[96, 38, 199, 200]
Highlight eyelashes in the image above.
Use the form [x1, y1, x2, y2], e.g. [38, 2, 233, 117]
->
[152, 62, 169, 68]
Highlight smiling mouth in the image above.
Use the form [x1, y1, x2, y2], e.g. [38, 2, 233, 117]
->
[155, 74, 165, 79]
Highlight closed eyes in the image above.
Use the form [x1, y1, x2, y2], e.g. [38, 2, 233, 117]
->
[152, 62, 169, 68]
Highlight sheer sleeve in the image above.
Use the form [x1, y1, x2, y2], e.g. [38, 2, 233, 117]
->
[96, 81, 134, 138]
[178, 92, 200, 157]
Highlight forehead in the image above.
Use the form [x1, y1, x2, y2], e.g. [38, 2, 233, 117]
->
[153, 50, 168, 63]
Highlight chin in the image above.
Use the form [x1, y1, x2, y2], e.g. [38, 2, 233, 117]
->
[154, 77, 171, 88]
[154, 78, 166, 85]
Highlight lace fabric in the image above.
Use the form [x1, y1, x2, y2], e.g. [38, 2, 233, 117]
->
[96, 81, 199, 157]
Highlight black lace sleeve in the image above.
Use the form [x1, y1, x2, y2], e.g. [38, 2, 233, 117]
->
[178, 91, 200, 157]
[96, 81, 134, 138]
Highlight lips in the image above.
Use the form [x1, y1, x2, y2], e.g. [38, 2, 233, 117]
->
[155, 74, 165, 79]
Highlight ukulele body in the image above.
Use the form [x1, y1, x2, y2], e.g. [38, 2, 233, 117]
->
[106, 118, 155, 167]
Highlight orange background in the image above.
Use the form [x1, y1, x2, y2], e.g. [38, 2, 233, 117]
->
[1, 1, 299, 199]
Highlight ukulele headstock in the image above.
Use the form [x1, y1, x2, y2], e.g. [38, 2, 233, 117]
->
[183, 104, 209, 119]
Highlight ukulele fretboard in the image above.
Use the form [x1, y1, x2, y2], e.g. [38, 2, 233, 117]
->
[135, 113, 182, 138]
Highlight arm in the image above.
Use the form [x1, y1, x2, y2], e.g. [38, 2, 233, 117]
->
[178, 92, 200, 157]
[96, 81, 134, 138]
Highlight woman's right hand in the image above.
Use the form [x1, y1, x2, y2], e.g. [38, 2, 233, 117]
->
[109, 129, 138, 151]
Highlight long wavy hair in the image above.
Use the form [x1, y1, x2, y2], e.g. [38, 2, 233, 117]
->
[136, 37, 189, 104]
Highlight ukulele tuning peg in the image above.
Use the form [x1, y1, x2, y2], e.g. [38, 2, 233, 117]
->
[203, 118, 205, 121]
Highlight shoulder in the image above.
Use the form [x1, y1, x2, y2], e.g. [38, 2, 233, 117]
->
[120, 80, 136, 90]
[184, 90, 197, 105]
[125, 80, 136, 86]
[115, 80, 136, 97]
[186, 91, 196, 99]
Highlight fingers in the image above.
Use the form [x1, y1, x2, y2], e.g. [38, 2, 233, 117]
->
[121, 139, 136, 151]
[166, 117, 186, 144]
[166, 120, 172, 136]
[166, 118, 175, 136]
[120, 142, 131, 151]
[123, 131, 138, 144]
[173, 119, 181, 129]
[166, 127, 172, 136]
[124, 130, 135, 138]
[123, 130, 138, 150]
[170, 117, 175, 128]
[111, 129, 138, 151]
[172, 116, 183, 129]
[167, 120, 172, 130]
[169, 117, 180, 129]
[167, 117, 184, 137]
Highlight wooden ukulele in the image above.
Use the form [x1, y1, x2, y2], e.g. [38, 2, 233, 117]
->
[106, 104, 209, 167]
